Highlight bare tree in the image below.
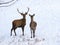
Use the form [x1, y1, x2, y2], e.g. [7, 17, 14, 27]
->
[0, 0, 17, 7]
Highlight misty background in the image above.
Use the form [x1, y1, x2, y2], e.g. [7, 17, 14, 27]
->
[0, 0, 60, 45]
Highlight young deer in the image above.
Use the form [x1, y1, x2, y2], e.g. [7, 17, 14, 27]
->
[29, 14, 37, 38]
[11, 8, 29, 36]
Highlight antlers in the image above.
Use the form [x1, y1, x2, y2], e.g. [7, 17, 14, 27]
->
[17, 8, 23, 15]
[25, 7, 29, 14]
[17, 7, 29, 15]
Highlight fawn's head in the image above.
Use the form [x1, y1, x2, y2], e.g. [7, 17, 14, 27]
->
[29, 14, 35, 18]
[29, 14, 35, 21]
[17, 8, 29, 19]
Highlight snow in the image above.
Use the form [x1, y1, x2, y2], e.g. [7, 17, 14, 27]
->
[0, 35, 45, 45]
[0, 0, 60, 45]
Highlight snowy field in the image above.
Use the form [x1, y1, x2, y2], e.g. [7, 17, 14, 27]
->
[0, 35, 45, 45]
[0, 0, 60, 45]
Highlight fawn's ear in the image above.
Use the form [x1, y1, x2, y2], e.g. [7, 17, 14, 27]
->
[33, 14, 35, 16]
[29, 14, 31, 16]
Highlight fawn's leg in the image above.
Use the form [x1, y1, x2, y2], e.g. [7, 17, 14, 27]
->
[31, 30, 32, 38]
[33, 30, 35, 38]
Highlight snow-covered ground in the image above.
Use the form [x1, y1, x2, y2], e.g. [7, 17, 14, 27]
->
[0, 0, 60, 45]
[0, 35, 45, 45]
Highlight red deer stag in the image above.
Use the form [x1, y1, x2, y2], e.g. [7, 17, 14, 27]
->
[29, 14, 37, 38]
[11, 8, 29, 36]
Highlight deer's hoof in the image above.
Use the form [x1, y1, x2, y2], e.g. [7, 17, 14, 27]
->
[33, 36, 35, 38]
[31, 36, 32, 38]
[22, 34, 24, 36]
[10, 34, 12, 36]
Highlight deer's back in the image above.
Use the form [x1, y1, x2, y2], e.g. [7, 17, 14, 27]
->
[12, 19, 26, 27]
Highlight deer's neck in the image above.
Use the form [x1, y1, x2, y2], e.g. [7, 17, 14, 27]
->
[31, 18, 34, 22]
[23, 17, 26, 19]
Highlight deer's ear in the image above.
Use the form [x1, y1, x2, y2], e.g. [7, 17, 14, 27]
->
[20, 13, 23, 15]
[33, 14, 35, 16]
[29, 14, 31, 16]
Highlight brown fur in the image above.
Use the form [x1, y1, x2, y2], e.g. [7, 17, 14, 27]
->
[11, 8, 29, 36]
[29, 14, 37, 38]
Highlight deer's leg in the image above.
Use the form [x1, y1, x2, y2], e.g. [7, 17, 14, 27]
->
[31, 29, 32, 38]
[22, 27, 24, 36]
[10, 28, 13, 36]
[14, 28, 17, 36]
[33, 30, 35, 38]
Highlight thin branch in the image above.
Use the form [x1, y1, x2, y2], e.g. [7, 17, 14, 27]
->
[0, 0, 18, 7]
[0, 0, 15, 5]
